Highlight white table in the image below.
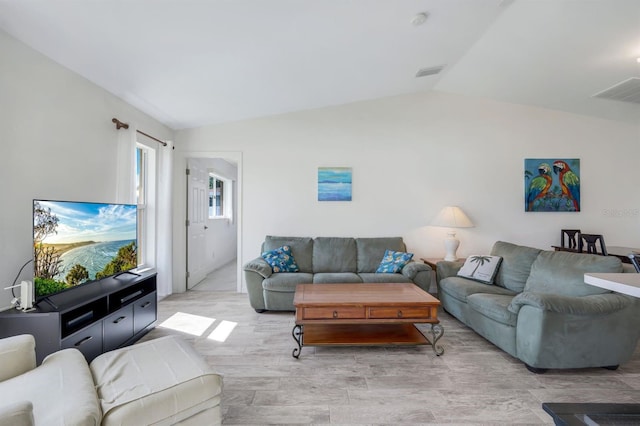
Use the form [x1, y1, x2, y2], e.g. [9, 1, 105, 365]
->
[584, 273, 640, 298]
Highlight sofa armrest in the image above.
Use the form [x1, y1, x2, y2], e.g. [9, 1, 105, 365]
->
[243, 257, 272, 279]
[0, 401, 34, 426]
[508, 291, 633, 315]
[435, 260, 465, 281]
[0, 335, 36, 382]
[402, 261, 433, 293]
[401, 261, 431, 280]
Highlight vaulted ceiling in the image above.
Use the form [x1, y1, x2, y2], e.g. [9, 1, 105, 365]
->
[1, 0, 638, 129]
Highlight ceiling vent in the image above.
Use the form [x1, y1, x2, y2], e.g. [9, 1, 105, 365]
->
[592, 77, 640, 104]
[415, 65, 445, 78]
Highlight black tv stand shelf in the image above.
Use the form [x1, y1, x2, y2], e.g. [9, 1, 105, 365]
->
[0, 270, 157, 364]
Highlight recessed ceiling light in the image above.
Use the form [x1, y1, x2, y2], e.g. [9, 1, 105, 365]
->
[411, 12, 429, 26]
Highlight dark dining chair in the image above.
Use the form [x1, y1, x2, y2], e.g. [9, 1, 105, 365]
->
[580, 234, 608, 256]
[561, 229, 581, 251]
[629, 254, 640, 273]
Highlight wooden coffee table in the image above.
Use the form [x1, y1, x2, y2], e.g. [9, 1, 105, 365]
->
[291, 283, 444, 358]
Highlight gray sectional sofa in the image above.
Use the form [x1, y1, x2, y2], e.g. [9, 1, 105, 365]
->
[437, 241, 640, 372]
[243, 236, 432, 312]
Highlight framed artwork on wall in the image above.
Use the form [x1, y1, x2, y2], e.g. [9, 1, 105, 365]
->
[524, 158, 580, 212]
[318, 167, 352, 201]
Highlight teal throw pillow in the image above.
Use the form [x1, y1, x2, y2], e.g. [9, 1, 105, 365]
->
[457, 255, 502, 284]
[376, 250, 414, 273]
[261, 245, 300, 273]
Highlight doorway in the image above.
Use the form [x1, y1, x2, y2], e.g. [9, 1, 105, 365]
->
[180, 152, 242, 293]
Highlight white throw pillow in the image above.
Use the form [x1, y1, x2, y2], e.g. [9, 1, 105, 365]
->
[457, 255, 503, 284]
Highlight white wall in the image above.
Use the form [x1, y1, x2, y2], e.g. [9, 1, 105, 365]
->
[175, 91, 640, 292]
[0, 31, 173, 308]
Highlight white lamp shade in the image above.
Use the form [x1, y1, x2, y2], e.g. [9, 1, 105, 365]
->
[430, 206, 474, 229]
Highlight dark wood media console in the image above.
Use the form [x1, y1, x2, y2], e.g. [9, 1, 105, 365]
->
[0, 270, 157, 364]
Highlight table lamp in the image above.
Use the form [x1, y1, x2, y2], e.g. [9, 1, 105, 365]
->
[430, 206, 474, 261]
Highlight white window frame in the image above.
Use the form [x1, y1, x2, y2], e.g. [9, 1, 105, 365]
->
[208, 173, 233, 220]
[136, 142, 157, 270]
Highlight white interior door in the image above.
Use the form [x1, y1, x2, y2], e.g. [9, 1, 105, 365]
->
[187, 160, 208, 289]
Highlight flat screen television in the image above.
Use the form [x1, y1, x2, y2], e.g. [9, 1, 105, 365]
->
[33, 199, 138, 302]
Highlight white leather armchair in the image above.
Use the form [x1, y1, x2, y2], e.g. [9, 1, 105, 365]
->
[0, 334, 223, 425]
[0, 339, 37, 426]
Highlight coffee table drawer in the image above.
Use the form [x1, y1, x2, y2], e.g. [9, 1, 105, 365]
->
[368, 306, 433, 319]
[302, 307, 365, 320]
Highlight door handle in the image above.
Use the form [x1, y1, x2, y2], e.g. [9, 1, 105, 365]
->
[204, 226, 209, 230]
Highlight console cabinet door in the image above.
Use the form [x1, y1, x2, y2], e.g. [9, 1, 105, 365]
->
[103, 304, 134, 352]
[133, 292, 157, 335]
[61, 321, 103, 362]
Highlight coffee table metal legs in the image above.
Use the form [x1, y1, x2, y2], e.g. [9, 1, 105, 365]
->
[413, 323, 445, 356]
[291, 323, 444, 358]
[292, 324, 303, 358]
[428, 323, 445, 356]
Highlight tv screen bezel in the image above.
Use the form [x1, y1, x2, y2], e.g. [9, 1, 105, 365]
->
[33, 199, 139, 302]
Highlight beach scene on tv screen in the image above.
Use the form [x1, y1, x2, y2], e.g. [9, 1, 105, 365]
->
[33, 200, 137, 298]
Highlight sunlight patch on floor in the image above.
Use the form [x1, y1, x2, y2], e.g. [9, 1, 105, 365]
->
[207, 320, 238, 342]
[159, 312, 215, 336]
[159, 312, 238, 341]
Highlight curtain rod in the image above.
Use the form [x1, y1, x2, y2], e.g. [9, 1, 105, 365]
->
[112, 118, 168, 147]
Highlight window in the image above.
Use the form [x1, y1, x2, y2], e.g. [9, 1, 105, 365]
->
[136, 143, 156, 269]
[208, 174, 232, 220]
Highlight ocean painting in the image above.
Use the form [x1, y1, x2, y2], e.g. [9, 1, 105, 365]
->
[318, 167, 352, 201]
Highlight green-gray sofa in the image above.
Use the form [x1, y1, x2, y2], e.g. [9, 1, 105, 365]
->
[243, 236, 432, 312]
[437, 241, 640, 373]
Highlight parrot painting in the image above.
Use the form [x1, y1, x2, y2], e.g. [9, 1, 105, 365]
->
[553, 160, 580, 211]
[526, 163, 552, 211]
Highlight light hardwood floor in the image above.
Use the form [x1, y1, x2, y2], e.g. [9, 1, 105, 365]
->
[191, 260, 238, 292]
[141, 277, 640, 425]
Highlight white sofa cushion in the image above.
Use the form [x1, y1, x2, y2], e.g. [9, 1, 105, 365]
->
[0, 348, 101, 426]
[0, 401, 34, 426]
[90, 335, 223, 426]
[0, 334, 36, 382]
